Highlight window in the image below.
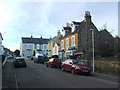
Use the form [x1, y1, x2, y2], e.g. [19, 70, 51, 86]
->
[71, 36, 75, 47]
[37, 44, 39, 49]
[66, 38, 69, 49]
[34, 44, 36, 49]
[61, 40, 64, 49]
[55, 46, 57, 53]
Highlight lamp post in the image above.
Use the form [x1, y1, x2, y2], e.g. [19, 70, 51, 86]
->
[90, 29, 95, 72]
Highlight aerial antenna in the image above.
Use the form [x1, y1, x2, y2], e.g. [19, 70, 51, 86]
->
[109, 29, 115, 34]
[103, 22, 107, 30]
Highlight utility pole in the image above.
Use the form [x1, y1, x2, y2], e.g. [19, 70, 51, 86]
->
[90, 29, 95, 72]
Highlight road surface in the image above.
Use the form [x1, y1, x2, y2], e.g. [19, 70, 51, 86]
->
[2, 59, 119, 88]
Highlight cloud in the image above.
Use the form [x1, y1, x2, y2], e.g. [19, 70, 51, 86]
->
[0, 1, 118, 51]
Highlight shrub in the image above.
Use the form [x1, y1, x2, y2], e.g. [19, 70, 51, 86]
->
[94, 57, 119, 76]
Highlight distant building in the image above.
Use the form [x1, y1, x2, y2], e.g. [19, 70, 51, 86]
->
[48, 30, 61, 57]
[99, 29, 114, 57]
[114, 36, 120, 57]
[3, 47, 14, 56]
[20, 36, 49, 58]
[0, 33, 4, 55]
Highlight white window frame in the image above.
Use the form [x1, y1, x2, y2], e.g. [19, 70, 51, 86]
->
[71, 36, 75, 47]
[61, 40, 64, 49]
[66, 38, 69, 49]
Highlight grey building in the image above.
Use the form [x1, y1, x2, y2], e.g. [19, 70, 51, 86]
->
[75, 11, 100, 59]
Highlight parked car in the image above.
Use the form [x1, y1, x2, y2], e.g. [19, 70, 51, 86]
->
[61, 59, 91, 75]
[13, 57, 26, 68]
[7, 56, 14, 61]
[46, 58, 62, 68]
[34, 54, 44, 64]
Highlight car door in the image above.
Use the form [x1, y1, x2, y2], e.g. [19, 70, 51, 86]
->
[53, 59, 58, 66]
[67, 60, 73, 71]
[63, 60, 68, 70]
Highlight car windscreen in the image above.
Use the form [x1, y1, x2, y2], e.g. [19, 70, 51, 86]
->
[16, 58, 24, 61]
[38, 56, 44, 59]
[73, 60, 85, 65]
[54, 59, 61, 62]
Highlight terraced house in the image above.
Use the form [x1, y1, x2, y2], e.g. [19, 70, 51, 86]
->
[59, 11, 114, 60]
[20, 36, 49, 58]
[48, 30, 61, 57]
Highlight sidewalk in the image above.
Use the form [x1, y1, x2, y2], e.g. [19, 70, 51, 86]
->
[91, 72, 119, 83]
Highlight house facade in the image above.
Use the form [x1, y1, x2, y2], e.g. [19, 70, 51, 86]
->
[99, 29, 114, 57]
[59, 25, 78, 60]
[59, 11, 100, 60]
[48, 30, 61, 57]
[20, 36, 49, 58]
[59, 11, 114, 60]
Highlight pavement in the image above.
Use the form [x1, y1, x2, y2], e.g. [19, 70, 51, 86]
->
[91, 72, 119, 83]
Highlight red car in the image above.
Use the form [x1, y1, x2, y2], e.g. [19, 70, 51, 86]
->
[46, 58, 61, 68]
[61, 59, 91, 75]
[13, 57, 27, 68]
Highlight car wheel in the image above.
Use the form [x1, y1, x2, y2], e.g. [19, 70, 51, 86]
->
[61, 66, 65, 71]
[50, 64, 53, 68]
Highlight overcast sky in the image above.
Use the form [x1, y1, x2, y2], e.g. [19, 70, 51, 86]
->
[0, 0, 119, 51]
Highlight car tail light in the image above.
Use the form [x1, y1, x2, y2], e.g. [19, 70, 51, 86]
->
[15, 61, 18, 64]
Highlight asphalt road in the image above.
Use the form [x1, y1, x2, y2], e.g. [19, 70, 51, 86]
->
[2, 59, 119, 88]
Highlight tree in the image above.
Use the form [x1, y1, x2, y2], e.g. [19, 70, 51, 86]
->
[14, 49, 20, 56]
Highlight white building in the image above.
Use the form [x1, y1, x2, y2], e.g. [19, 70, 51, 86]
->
[53, 42, 59, 55]
[20, 36, 49, 58]
[48, 30, 61, 57]
[0, 33, 3, 55]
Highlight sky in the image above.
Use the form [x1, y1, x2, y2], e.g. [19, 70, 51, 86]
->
[0, 0, 119, 51]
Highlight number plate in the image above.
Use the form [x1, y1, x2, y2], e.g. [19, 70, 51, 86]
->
[83, 70, 88, 72]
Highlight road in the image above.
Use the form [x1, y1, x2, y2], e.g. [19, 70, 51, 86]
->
[2, 59, 119, 88]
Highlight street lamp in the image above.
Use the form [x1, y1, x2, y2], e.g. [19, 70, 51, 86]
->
[90, 29, 95, 72]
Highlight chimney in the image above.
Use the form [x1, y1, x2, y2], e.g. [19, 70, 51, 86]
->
[40, 35, 42, 39]
[57, 30, 61, 37]
[31, 35, 33, 38]
[30, 35, 33, 42]
[84, 11, 91, 21]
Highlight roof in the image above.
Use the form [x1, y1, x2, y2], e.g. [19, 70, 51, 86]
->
[72, 21, 81, 25]
[50, 35, 61, 47]
[63, 27, 71, 30]
[0, 33, 3, 40]
[22, 37, 49, 44]
[99, 29, 114, 38]
[60, 20, 84, 40]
